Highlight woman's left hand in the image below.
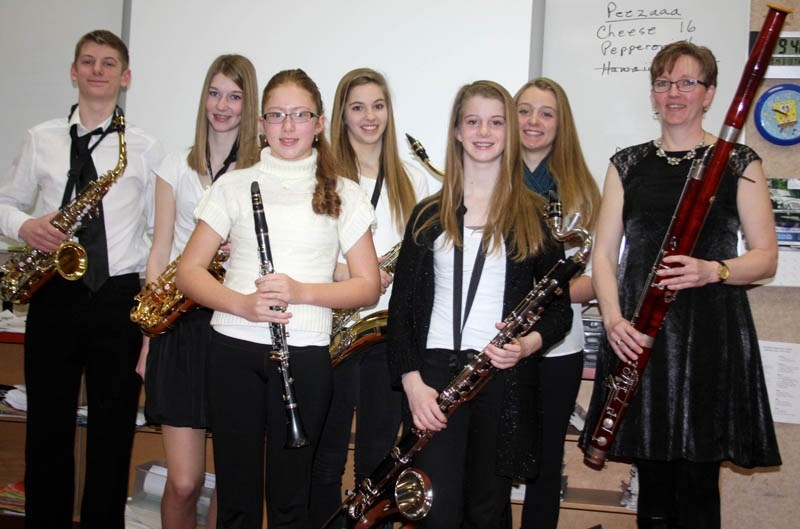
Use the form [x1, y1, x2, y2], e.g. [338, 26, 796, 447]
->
[656, 255, 718, 290]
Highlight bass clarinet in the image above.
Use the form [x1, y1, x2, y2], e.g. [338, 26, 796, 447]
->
[324, 193, 592, 529]
[251, 181, 310, 449]
[583, 4, 791, 468]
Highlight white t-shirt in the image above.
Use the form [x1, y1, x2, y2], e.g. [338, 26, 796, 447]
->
[541, 245, 592, 358]
[355, 160, 429, 313]
[156, 149, 207, 261]
[427, 229, 506, 352]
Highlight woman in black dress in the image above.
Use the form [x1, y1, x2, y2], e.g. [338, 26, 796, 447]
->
[583, 41, 781, 529]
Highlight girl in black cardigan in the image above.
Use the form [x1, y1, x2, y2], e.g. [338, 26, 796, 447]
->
[387, 80, 572, 529]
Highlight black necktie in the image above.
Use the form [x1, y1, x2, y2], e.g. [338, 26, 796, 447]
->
[66, 123, 110, 292]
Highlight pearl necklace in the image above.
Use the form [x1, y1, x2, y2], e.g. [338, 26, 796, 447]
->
[653, 135, 706, 166]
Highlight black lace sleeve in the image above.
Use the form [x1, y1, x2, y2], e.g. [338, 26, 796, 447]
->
[610, 141, 653, 181]
[728, 143, 761, 179]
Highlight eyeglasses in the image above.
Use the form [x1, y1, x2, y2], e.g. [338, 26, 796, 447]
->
[261, 110, 318, 124]
[652, 79, 710, 93]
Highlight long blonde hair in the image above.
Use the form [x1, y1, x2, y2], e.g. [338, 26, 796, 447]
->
[187, 54, 261, 175]
[515, 78, 600, 232]
[414, 80, 546, 260]
[330, 68, 418, 233]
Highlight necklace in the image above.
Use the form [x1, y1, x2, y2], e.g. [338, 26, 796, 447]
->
[653, 135, 706, 166]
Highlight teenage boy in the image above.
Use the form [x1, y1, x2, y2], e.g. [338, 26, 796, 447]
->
[0, 30, 163, 529]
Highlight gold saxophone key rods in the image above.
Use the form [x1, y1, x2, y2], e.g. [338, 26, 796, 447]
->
[130, 250, 228, 337]
[329, 241, 402, 366]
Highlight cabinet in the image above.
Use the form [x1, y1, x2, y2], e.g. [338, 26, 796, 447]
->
[0, 333, 27, 494]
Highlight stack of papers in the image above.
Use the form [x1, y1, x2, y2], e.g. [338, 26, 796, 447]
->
[0, 481, 24, 513]
[0, 310, 25, 332]
[2, 385, 26, 412]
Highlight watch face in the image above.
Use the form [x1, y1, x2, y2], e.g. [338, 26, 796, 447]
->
[755, 84, 800, 146]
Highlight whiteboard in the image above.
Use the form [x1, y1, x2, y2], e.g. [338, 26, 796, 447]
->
[542, 0, 750, 187]
[125, 0, 535, 194]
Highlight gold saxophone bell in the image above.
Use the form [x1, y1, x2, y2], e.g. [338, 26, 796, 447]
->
[54, 241, 88, 281]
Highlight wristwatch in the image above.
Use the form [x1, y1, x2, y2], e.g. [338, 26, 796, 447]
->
[715, 260, 730, 282]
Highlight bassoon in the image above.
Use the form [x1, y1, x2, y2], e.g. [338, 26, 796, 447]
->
[251, 181, 310, 449]
[322, 193, 592, 529]
[583, 4, 791, 468]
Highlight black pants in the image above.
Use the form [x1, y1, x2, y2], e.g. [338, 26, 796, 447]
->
[406, 349, 511, 529]
[24, 274, 143, 529]
[310, 341, 402, 529]
[520, 352, 583, 529]
[207, 331, 333, 529]
[636, 459, 721, 529]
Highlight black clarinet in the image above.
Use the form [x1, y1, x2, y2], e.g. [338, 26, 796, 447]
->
[251, 181, 310, 448]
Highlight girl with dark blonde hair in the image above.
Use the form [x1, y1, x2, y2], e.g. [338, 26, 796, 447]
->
[176, 68, 380, 528]
[514, 77, 601, 529]
[387, 80, 571, 528]
[311, 67, 429, 528]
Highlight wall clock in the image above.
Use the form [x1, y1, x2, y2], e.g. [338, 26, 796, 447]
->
[754, 83, 800, 146]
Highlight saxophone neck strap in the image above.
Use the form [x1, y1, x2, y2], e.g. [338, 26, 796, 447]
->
[207, 140, 239, 183]
[369, 165, 385, 209]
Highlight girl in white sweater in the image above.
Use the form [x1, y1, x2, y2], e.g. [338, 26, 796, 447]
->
[176, 68, 380, 529]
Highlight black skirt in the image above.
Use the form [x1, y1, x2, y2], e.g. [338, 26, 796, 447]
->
[144, 308, 212, 428]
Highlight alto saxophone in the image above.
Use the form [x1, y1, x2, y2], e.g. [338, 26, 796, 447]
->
[325, 193, 593, 529]
[329, 241, 401, 366]
[0, 114, 127, 304]
[130, 249, 228, 337]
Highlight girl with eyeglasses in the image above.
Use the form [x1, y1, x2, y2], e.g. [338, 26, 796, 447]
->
[387, 80, 571, 528]
[582, 41, 781, 529]
[309, 67, 429, 529]
[175, 68, 381, 529]
[514, 77, 601, 529]
[137, 54, 260, 529]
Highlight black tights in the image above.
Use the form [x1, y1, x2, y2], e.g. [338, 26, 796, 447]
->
[636, 459, 721, 529]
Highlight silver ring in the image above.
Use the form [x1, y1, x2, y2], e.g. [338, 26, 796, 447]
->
[615, 338, 622, 346]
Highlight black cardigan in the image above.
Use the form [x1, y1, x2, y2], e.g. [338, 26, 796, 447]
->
[387, 198, 573, 478]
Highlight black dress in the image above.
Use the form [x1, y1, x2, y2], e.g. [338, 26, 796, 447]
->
[581, 141, 781, 468]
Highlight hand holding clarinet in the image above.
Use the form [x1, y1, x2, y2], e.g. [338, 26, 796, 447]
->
[251, 181, 310, 448]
